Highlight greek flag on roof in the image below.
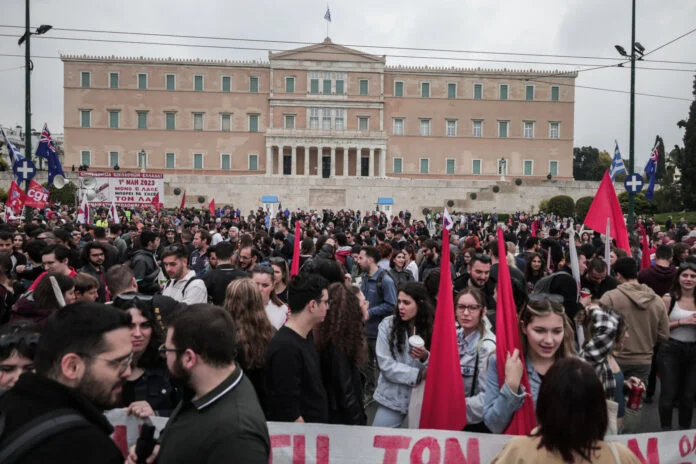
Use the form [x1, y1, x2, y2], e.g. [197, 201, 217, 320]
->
[609, 140, 626, 180]
[324, 6, 331, 21]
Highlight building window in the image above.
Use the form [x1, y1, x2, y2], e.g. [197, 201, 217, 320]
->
[358, 117, 369, 131]
[249, 76, 259, 93]
[285, 76, 295, 93]
[137, 111, 148, 129]
[323, 78, 331, 94]
[498, 121, 509, 138]
[109, 72, 119, 89]
[446, 119, 457, 137]
[334, 109, 345, 130]
[448, 83, 457, 99]
[421, 82, 430, 98]
[284, 114, 295, 129]
[524, 121, 535, 138]
[81, 150, 91, 166]
[419, 119, 431, 136]
[80, 110, 91, 128]
[193, 153, 203, 170]
[109, 152, 119, 168]
[221, 153, 231, 170]
[420, 158, 429, 174]
[549, 122, 560, 139]
[549, 160, 559, 177]
[393, 118, 404, 136]
[526, 85, 535, 101]
[309, 108, 319, 129]
[474, 83, 483, 100]
[193, 113, 204, 131]
[335, 78, 344, 95]
[524, 160, 534, 176]
[248, 114, 259, 132]
[472, 120, 483, 137]
[446, 159, 455, 174]
[221, 76, 231, 92]
[322, 110, 331, 130]
[249, 154, 259, 171]
[108, 111, 120, 129]
[393, 158, 403, 174]
[359, 79, 368, 96]
[551, 86, 560, 101]
[138, 151, 148, 168]
[497, 159, 508, 176]
[500, 84, 508, 100]
[472, 159, 482, 175]
[165, 152, 175, 169]
[165, 112, 176, 130]
[194, 75, 204, 91]
[310, 73, 319, 94]
[138, 73, 147, 90]
[81, 72, 90, 89]
[221, 114, 231, 132]
[394, 81, 404, 97]
[166, 74, 176, 91]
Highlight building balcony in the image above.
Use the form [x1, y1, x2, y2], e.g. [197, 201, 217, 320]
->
[265, 127, 386, 141]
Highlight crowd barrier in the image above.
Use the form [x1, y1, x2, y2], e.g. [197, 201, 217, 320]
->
[105, 409, 692, 463]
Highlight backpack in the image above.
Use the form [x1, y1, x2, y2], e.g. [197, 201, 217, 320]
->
[162, 276, 205, 301]
[533, 273, 558, 295]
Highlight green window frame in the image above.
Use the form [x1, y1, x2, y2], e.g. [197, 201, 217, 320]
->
[284, 114, 295, 129]
[500, 84, 508, 100]
[248, 154, 258, 171]
[526, 85, 534, 101]
[310, 78, 319, 94]
[249, 76, 259, 93]
[551, 86, 559, 101]
[137, 111, 148, 129]
[394, 81, 403, 97]
[285, 77, 295, 93]
[248, 114, 259, 132]
[550, 161, 559, 177]
[421, 82, 430, 98]
[221, 114, 231, 132]
[193, 153, 203, 170]
[166, 74, 175, 91]
[109, 72, 119, 89]
[323, 79, 331, 94]
[109, 152, 119, 168]
[447, 83, 456, 99]
[474, 84, 483, 100]
[498, 121, 508, 138]
[359, 79, 368, 96]
[393, 158, 403, 174]
[524, 160, 533, 176]
[165, 112, 176, 130]
[446, 159, 455, 174]
[165, 153, 175, 169]
[420, 158, 429, 174]
[358, 117, 369, 131]
[81, 72, 90, 88]
[221, 154, 231, 170]
[81, 151, 91, 166]
[109, 111, 119, 129]
[80, 110, 91, 128]
[472, 159, 482, 175]
[138, 73, 147, 90]
[335, 79, 344, 95]
[194, 75, 203, 91]
[221, 76, 231, 92]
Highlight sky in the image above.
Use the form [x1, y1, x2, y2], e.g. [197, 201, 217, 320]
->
[1, 0, 694, 168]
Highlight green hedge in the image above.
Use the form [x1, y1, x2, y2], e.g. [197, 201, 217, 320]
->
[546, 195, 575, 217]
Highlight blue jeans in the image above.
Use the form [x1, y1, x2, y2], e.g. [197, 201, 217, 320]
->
[658, 338, 696, 430]
[372, 405, 406, 428]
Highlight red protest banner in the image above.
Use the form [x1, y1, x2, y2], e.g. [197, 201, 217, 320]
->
[25, 179, 49, 208]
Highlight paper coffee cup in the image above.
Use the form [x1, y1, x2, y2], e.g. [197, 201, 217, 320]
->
[409, 335, 425, 350]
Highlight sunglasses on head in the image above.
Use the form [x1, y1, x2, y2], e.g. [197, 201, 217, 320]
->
[0, 332, 40, 348]
[680, 262, 696, 272]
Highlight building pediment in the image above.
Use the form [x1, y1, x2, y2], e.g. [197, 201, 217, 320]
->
[269, 38, 385, 64]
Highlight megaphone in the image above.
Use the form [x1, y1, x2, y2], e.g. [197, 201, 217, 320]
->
[53, 175, 71, 189]
[82, 176, 97, 189]
[86, 190, 98, 201]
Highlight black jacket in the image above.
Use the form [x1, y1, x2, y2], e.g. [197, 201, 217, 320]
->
[203, 264, 248, 305]
[130, 249, 160, 295]
[319, 342, 366, 425]
[0, 373, 123, 464]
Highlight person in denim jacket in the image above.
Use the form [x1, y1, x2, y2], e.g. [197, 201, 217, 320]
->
[372, 282, 434, 427]
[455, 288, 496, 432]
[483, 294, 577, 433]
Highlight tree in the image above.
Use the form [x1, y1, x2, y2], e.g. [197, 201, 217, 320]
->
[678, 75, 696, 210]
[547, 195, 575, 217]
[43, 181, 78, 206]
[573, 146, 603, 180]
[653, 145, 683, 212]
[575, 196, 594, 221]
[655, 135, 666, 181]
[618, 191, 656, 215]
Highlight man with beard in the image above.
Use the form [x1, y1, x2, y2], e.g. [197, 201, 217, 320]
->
[237, 245, 258, 273]
[0, 302, 132, 463]
[453, 253, 495, 325]
[161, 245, 208, 305]
[189, 230, 211, 277]
[80, 242, 109, 303]
[130, 305, 269, 464]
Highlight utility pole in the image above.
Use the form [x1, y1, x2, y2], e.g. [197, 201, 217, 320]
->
[627, 0, 636, 232]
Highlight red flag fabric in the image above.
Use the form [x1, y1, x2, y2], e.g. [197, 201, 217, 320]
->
[7, 180, 26, 214]
[151, 193, 161, 212]
[180, 190, 186, 210]
[639, 224, 651, 270]
[208, 198, 215, 216]
[584, 171, 630, 254]
[495, 227, 536, 435]
[531, 220, 537, 238]
[290, 220, 302, 277]
[25, 179, 48, 209]
[419, 227, 467, 430]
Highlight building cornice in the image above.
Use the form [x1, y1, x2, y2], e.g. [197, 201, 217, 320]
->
[60, 54, 270, 68]
[386, 65, 578, 79]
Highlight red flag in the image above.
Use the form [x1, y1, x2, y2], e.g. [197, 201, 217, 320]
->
[290, 220, 302, 277]
[531, 220, 537, 238]
[7, 180, 26, 214]
[151, 193, 161, 212]
[495, 227, 536, 435]
[208, 198, 215, 216]
[639, 224, 651, 270]
[180, 190, 186, 210]
[584, 171, 630, 254]
[419, 227, 467, 430]
[25, 179, 49, 209]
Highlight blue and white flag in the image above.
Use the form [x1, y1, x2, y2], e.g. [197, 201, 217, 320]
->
[609, 140, 626, 180]
[35, 124, 65, 186]
[1, 126, 25, 168]
[644, 142, 659, 202]
[324, 6, 331, 21]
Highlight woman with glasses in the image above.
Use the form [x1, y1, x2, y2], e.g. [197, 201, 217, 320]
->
[456, 288, 495, 432]
[112, 296, 179, 418]
[372, 282, 434, 428]
[483, 293, 576, 433]
[223, 278, 275, 411]
[658, 259, 696, 430]
[268, 257, 289, 304]
[251, 265, 288, 330]
[0, 320, 40, 390]
[524, 252, 548, 294]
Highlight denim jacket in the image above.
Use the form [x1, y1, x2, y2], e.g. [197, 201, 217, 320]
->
[373, 316, 428, 414]
[457, 327, 496, 424]
[482, 353, 541, 433]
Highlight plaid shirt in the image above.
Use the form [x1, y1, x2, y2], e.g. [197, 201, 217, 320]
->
[580, 306, 621, 398]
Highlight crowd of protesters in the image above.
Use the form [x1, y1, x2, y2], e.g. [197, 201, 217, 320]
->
[0, 202, 692, 462]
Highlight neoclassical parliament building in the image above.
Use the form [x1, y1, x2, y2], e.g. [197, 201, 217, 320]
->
[62, 38, 576, 186]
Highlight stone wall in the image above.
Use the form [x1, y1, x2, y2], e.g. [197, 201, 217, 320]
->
[2, 172, 607, 213]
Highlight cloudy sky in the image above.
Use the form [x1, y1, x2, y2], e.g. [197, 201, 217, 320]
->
[1, 0, 694, 167]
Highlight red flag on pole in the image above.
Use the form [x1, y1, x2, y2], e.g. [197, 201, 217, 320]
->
[290, 220, 302, 277]
[495, 227, 536, 435]
[419, 227, 467, 430]
[208, 198, 215, 216]
[180, 190, 186, 210]
[584, 171, 630, 254]
[151, 193, 161, 212]
[531, 220, 537, 238]
[7, 180, 26, 214]
[639, 224, 651, 270]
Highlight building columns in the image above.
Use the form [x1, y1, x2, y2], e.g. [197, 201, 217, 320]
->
[343, 148, 349, 176]
[369, 148, 375, 177]
[291, 146, 297, 176]
[380, 148, 386, 178]
[356, 148, 362, 177]
[266, 146, 273, 176]
[330, 147, 336, 178]
[304, 147, 310, 176]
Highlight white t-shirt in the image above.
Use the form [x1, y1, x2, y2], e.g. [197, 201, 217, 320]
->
[162, 270, 208, 305]
[266, 301, 288, 330]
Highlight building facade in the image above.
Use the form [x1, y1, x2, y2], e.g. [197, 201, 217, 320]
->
[62, 39, 576, 183]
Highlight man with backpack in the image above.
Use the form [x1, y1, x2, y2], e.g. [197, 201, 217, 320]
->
[130, 230, 161, 295]
[161, 245, 208, 305]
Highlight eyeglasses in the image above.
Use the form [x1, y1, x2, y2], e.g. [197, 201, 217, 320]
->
[455, 304, 483, 313]
[528, 293, 565, 304]
[158, 344, 184, 358]
[79, 352, 134, 375]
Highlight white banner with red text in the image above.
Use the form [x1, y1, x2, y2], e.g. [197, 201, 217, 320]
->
[105, 409, 693, 463]
[78, 171, 163, 207]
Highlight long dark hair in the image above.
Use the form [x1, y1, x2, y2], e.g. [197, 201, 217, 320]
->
[532, 358, 607, 462]
[388, 282, 434, 358]
[112, 297, 164, 369]
[524, 252, 546, 283]
[670, 257, 696, 301]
